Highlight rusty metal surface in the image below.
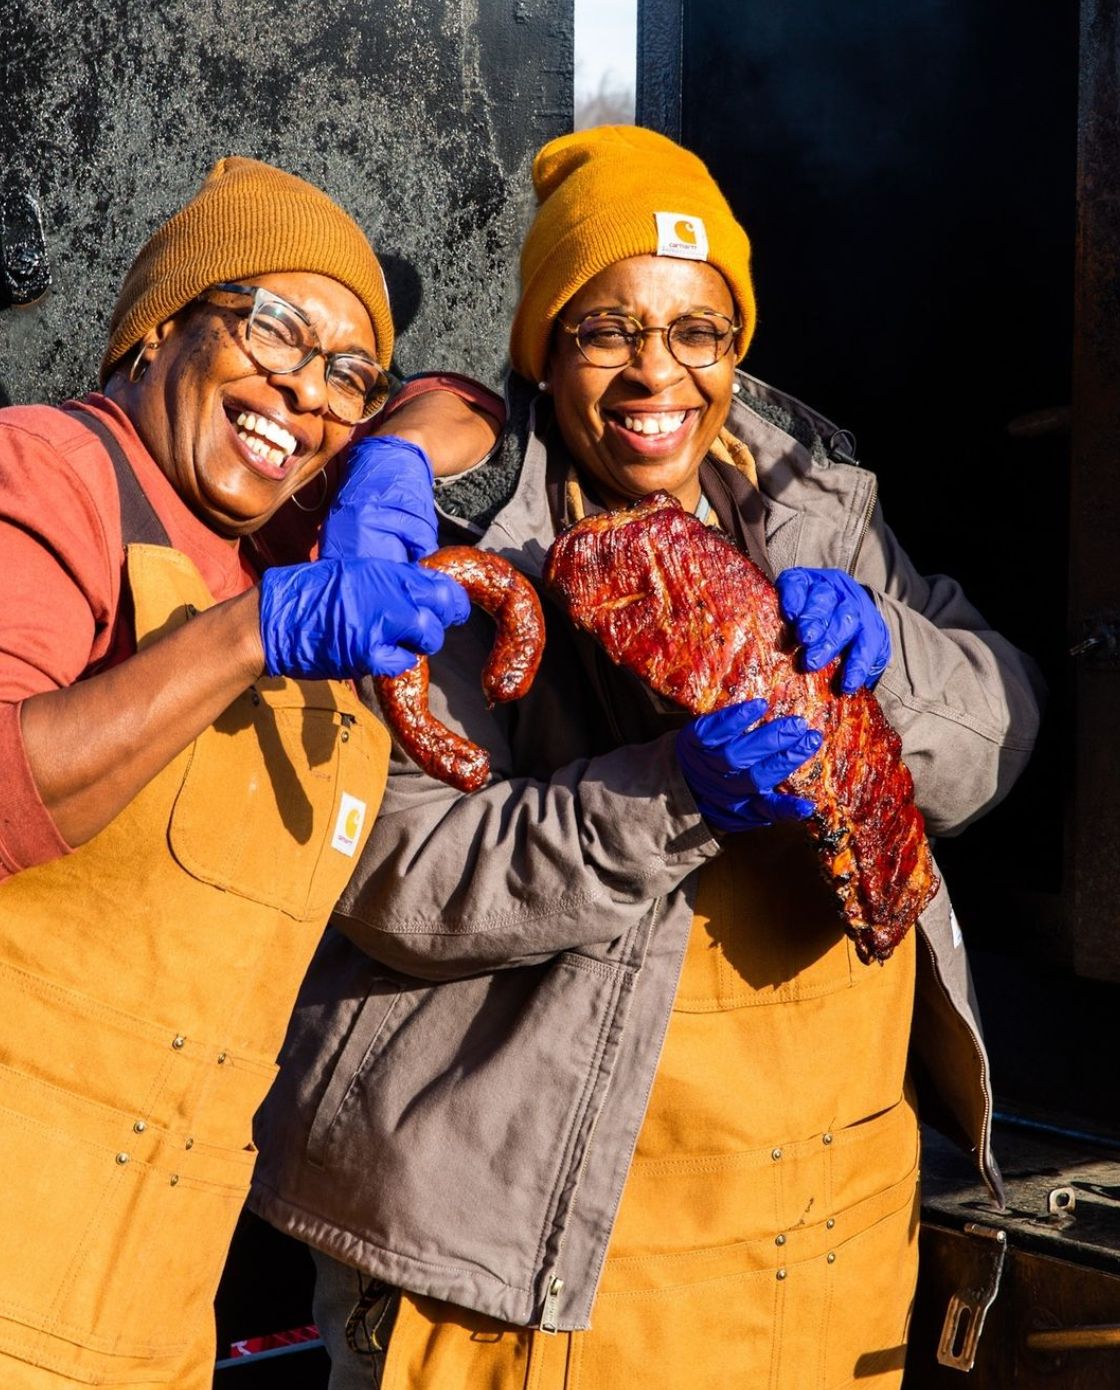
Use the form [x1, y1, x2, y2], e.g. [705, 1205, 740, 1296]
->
[1067, 0, 1120, 983]
[0, 0, 573, 404]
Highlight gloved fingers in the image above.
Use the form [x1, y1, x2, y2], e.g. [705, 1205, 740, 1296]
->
[323, 436, 439, 563]
[754, 790, 817, 823]
[802, 596, 860, 670]
[698, 789, 816, 833]
[402, 569, 472, 627]
[844, 611, 894, 692]
[367, 644, 421, 678]
[680, 725, 821, 804]
[376, 594, 458, 659]
[719, 713, 816, 767]
[775, 568, 812, 621]
[696, 800, 759, 833]
[839, 622, 880, 693]
[685, 698, 770, 749]
[735, 728, 823, 791]
[792, 578, 841, 649]
[706, 727, 821, 797]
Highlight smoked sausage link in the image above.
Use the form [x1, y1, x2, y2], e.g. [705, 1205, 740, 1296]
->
[374, 546, 546, 791]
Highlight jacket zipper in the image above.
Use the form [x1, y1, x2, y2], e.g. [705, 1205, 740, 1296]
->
[537, 897, 665, 1333]
[919, 929, 1001, 1201]
[849, 472, 878, 574]
[539, 1273, 565, 1334]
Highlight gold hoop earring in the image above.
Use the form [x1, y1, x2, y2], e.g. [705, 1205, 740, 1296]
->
[291, 472, 329, 513]
[128, 344, 150, 384]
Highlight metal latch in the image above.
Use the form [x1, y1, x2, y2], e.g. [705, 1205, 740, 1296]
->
[1069, 616, 1120, 664]
[936, 1223, 1007, 1372]
[0, 183, 51, 307]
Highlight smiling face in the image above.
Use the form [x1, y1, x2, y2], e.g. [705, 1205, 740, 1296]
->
[546, 255, 738, 512]
[114, 271, 378, 538]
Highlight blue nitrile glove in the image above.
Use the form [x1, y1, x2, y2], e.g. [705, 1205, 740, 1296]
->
[675, 699, 823, 833]
[259, 557, 470, 680]
[775, 567, 891, 694]
[320, 435, 438, 564]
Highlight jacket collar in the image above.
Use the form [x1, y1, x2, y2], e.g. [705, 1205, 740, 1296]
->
[436, 370, 878, 578]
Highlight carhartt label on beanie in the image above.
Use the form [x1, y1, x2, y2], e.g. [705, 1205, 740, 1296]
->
[509, 125, 756, 383]
[654, 212, 710, 261]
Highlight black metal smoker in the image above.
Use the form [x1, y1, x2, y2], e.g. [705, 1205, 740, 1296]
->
[637, 0, 1120, 1384]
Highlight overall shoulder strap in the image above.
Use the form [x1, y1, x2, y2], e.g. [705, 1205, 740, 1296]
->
[68, 410, 172, 548]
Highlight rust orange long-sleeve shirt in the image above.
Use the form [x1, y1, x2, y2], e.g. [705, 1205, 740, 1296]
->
[0, 395, 255, 880]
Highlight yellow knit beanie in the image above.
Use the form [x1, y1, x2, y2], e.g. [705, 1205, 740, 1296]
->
[100, 156, 393, 384]
[509, 125, 756, 384]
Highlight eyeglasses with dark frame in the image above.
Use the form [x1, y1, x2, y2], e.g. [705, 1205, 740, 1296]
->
[199, 281, 390, 424]
[557, 309, 741, 370]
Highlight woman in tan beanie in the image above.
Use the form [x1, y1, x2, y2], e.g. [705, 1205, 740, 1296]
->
[0, 155, 504, 1390]
[251, 127, 1042, 1390]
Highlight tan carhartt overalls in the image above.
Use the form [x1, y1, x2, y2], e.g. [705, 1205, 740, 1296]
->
[382, 826, 919, 1389]
[0, 457, 389, 1389]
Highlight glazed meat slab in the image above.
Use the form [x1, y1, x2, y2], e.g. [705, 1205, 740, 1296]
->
[543, 492, 938, 964]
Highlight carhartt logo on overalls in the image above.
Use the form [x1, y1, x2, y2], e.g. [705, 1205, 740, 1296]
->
[331, 793, 367, 856]
[654, 211, 709, 261]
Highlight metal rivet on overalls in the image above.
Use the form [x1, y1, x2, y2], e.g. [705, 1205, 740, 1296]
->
[775, 1234, 786, 1247]
[115, 1152, 130, 1165]
[776, 1268, 787, 1281]
[826, 1218, 835, 1230]
[340, 729, 350, 743]
[133, 1120, 147, 1133]
[822, 1132, 833, 1145]
[172, 1034, 186, 1050]
[217, 1052, 227, 1065]
[771, 1147, 782, 1161]
[185, 1137, 194, 1150]
[170, 1174, 179, 1187]
[827, 1252, 836, 1264]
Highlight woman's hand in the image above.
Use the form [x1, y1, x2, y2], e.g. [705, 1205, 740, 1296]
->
[320, 435, 439, 563]
[676, 698, 822, 832]
[258, 556, 470, 680]
[775, 567, 891, 694]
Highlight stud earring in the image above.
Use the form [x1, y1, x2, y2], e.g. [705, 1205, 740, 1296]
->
[538, 380, 549, 393]
[731, 381, 742, 395]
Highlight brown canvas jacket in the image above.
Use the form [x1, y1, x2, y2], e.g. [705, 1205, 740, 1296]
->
[249, 371, 1044, 1332]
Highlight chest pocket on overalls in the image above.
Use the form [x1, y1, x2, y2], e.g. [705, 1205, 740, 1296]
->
[675, 824, 858, 1012]
[168, 676, 382, 921]
[125, 543, 386, 923]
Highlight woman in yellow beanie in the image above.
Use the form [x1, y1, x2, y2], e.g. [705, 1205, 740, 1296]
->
[0, 154, 502, 1390]
[251, 127, 1043, 1390]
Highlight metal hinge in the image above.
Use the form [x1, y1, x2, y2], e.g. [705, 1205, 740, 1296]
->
[936, 1223, 1008, 1372]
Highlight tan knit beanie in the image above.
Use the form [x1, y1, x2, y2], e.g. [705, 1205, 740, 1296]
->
[509, 125, 756, 384]
[100, 156, 393, 384]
